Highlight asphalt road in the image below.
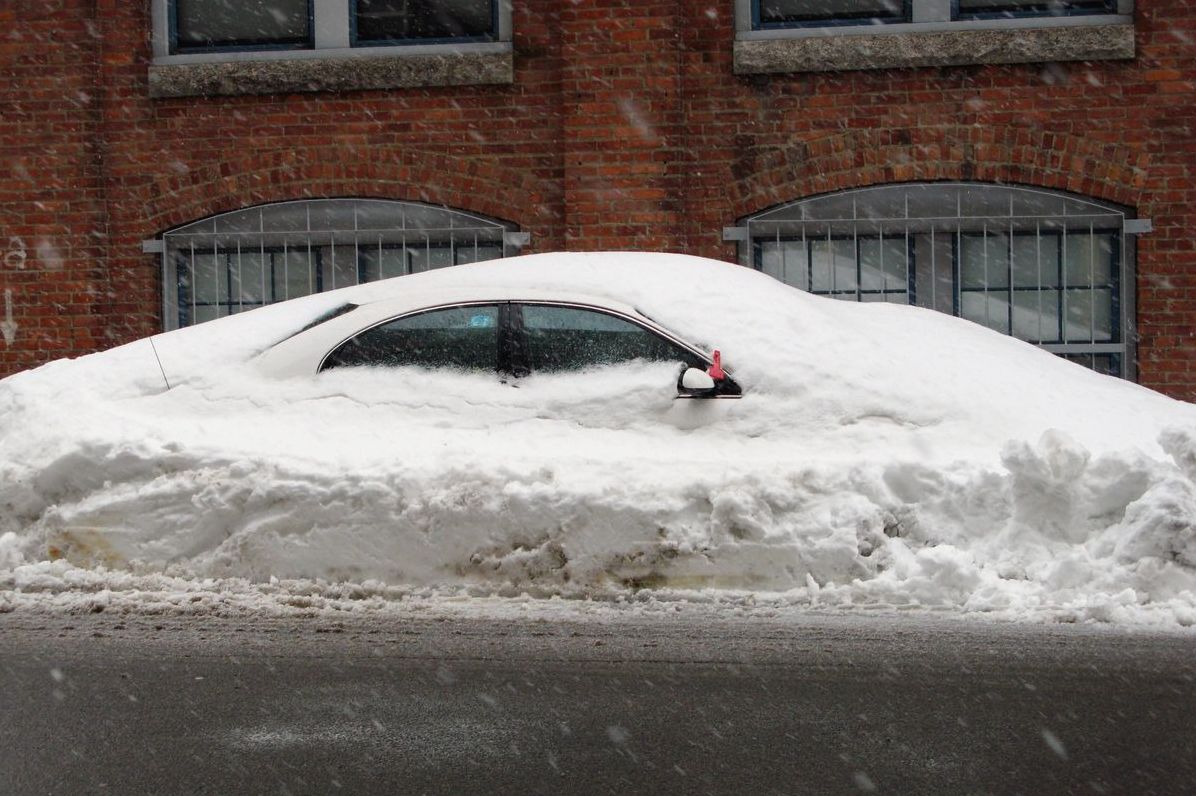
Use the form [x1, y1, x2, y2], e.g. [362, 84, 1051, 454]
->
[1, 608, 1194, 795]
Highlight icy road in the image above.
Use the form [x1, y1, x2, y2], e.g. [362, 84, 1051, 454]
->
[2, 608, 1194, 795]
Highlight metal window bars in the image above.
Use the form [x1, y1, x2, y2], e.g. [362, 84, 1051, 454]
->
[743, 183, 1132, 379]
[163, 199, 519, 329]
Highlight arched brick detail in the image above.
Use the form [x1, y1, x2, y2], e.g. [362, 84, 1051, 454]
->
[140, 147, 544, 237]
[729, 125, 1149, 220]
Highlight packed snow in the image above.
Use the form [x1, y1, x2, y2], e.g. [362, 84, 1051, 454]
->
[3, 252, 1196, 625]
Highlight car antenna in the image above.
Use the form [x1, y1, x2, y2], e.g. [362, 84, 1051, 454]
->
[149, 336, 171, 390]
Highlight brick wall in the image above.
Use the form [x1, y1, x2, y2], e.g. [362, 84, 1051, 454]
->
[561, 0, 684, 250]
[2, 2, 1195, 397]
[0, 0, 106, 374]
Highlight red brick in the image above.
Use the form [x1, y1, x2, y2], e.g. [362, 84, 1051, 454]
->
[2, 1, 1196, 398]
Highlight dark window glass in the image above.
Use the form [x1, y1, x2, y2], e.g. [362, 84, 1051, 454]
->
[759, 236, 911, 302]
[520, 305, 702, 373]
[955, 0, 1115, 18]
[166, 199, 513, 329]
[757, 0, 908, 26]
[958, 231, 1118, 343]
[1059, 353, 1121, 377]
[173, 0, 311, 52]
[354, 0, 495, 43]
[322, 305, 499, 371]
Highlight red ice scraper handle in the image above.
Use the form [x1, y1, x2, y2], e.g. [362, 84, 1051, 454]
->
[708, 350, 726, 381]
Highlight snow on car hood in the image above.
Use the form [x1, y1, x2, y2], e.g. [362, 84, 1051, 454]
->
[3, 252, 1196, 625]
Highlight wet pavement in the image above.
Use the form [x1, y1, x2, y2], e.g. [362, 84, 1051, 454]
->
[1, 609, 1194, 795]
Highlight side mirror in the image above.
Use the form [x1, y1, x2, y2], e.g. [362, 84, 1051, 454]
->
[678, 367, 717, 398]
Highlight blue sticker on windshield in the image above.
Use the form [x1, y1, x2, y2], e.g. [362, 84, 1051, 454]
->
[469, 314, 494, 328]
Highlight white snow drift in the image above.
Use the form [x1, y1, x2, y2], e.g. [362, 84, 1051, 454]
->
[3, 252, 1196, 624]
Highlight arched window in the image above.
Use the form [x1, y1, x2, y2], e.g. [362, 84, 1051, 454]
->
[157, 199, 524, 329]
[736, 183, 1137, 379]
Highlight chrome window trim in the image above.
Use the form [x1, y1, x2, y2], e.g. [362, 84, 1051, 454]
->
[317, 300, 500, 374]
[314, 299, 736, 389]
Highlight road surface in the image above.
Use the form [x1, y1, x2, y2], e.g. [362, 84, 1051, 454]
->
[1, 608, 1194, 794]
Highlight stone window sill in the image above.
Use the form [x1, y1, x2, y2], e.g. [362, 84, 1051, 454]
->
[148, 45, 514, 98]
[733, 21, 1134, 74]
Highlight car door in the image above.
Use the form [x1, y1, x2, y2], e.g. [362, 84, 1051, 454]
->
[508, 302, 739, 428]
[315, 300, 737, 429]
[320, 303, 506, 372]
[511, 303, 704, 372]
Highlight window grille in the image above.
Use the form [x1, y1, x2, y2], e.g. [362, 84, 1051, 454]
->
[159, 199, 520, 330]
[738, 183, 1135, 379]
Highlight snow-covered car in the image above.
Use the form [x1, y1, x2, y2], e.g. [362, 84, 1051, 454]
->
[3, 252, 1196, 623]
[252, 284, 742, 399]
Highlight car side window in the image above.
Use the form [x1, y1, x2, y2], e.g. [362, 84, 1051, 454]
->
[518, 304, 704, 373]
[322, 305, 500, 372]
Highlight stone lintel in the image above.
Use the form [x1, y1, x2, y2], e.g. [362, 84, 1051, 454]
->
[734, 24, 1135, 74]
[149, 51, 514, 98]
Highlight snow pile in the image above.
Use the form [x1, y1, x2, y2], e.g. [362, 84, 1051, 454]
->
[3, 252, 1196, 624]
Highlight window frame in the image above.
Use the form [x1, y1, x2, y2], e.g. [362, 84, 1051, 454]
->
[734, 0, 1134, 73]
[744, 0, 1129, 30]
[737, 183, 1138, 381]
[173, 240, 505, 328]
[151, 0, 513, 66]
[157, 199, 523, 331]
[320, 301, 509, 374]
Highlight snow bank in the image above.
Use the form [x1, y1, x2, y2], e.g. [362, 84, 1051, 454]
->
[3, 252, 1196, 625]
